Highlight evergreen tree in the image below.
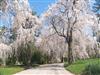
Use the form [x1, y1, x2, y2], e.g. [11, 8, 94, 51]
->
[93, 0, 100, 18]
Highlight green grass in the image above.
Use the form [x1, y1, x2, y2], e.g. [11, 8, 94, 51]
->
[0, 66, 24, 75]
[64, 58, 100, 75]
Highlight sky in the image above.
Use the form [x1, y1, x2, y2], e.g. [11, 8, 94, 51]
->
[29, 0, 56, 16]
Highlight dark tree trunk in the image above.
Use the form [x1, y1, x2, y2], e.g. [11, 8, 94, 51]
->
[67, 30, 73, 65]
[68, 40, 73, 64]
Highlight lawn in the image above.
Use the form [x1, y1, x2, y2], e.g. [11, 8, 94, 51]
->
[64, 58, 100, 75]
[0, 66, 24, 75]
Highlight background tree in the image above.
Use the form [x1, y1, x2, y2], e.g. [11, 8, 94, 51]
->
[0, 0, 42, 66]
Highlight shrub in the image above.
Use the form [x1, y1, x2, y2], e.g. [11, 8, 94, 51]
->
[17, 42, 34, 66]
[16, 41, 51, 66]
[81, 63, 100, 75]
[6, 49, 16, 65]
[31, 50, 43, 64]
[31, 51, 49, 64]
[6, 54, 16, 66]
[0, 58, 3, 66]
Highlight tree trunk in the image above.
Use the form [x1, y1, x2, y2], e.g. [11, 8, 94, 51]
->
[67, 30, 73, 65]
[68, 40, 73, 64]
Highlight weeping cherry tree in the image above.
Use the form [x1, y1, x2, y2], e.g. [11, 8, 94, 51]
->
[42, 0, 98, 64]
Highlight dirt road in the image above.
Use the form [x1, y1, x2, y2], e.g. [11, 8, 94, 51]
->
[14, 63, 74, 75]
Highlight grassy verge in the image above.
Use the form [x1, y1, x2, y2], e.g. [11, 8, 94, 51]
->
[64, 58, 100, 75]
[0, 66, 24, 75]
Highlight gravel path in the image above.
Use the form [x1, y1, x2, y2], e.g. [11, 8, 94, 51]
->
[14, 63, 74, 75]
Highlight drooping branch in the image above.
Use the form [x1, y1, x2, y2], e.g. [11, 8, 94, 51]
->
[51, 16, 67, 38]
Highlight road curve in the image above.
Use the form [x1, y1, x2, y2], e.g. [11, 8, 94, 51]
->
[14, 63, 74, 75]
